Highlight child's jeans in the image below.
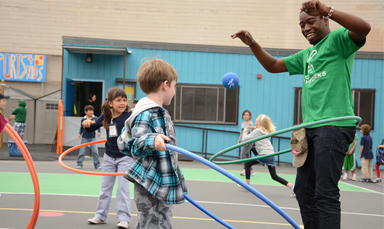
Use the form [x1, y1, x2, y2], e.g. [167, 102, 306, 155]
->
[361, 158, 373, 179]
[77, 137, 100, 168]
[94, 153, 132, 222]
[134, 183, 173, 229]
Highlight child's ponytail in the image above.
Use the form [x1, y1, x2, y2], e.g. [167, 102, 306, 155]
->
[102, 99, 112, 130]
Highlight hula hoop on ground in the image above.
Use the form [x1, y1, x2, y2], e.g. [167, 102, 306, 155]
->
[209, 116, 362, 165]
[4, 123, 40, 229]
[58, 139, 125, 176]
[166, 144, 301, 229]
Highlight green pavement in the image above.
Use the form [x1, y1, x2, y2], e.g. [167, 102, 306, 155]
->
[0, 169, 370, 197]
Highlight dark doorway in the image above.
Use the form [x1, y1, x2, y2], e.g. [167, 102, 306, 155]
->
[74, 81, 103, 117]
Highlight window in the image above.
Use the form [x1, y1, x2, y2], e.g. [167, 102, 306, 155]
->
[353, 89, 375, 129]
[46, 103, 58, 110]
[116, 78, 137, 108]
[164, 84, 239, 124]
[294, 88, 375, 129]
[293, 88, 303, 125]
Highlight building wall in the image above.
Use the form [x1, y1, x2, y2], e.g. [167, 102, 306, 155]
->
[63, 46, 384, 162]
[1, 0, 383, 55]
[0, 0, 383, 98]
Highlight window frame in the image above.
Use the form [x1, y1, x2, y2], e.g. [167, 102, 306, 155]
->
[352, 89, 375, 129]
[165, 83, 239, 125]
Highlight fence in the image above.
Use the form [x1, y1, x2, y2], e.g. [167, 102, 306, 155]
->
[175, 124, 291, 165]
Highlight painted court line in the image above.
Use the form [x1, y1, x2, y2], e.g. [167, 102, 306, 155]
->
[338, 181, 384, 195]
[1, 192, 383, 218]
[0, 207, 298, 227]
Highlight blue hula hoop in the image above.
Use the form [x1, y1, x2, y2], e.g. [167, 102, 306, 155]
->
[184, 195, 235, 229]
[166, 144, 301, 229]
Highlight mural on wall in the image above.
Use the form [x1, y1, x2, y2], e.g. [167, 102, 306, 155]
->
[0, 53, 46, 82]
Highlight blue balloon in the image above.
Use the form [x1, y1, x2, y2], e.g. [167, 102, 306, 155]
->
[222, 72, 239, 89]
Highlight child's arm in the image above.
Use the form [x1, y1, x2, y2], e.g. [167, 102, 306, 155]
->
[231, 31, 287, 73]
[242, 128, 263, 143]
[301, 0, 371, 44]
[349, 139, 358, 155]
[127, 111, 169, 158]
[94, 117, 101, 136]
[154, 134, 171, 151]
[359, 145, 364, 159]
[238, 128, 243, 144]
[83, 115, 103, 132]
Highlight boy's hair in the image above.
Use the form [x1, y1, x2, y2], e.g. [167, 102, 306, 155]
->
[137, 59, 178, 94]
[257, 114, 276, 133]
[84, 105, 94, 112]
[360, 124, 371, 135]
[102, 87, 129, 130]
[242, 110, 252, 118]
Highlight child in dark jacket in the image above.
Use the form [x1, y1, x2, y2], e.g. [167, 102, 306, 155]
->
[76, 105, 101, 169]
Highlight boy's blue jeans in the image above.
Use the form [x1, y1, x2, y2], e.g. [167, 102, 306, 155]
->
[77, 137, 100, 168]
[294, 126, 355, 229]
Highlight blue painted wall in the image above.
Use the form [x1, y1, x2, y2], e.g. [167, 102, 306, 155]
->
[62, 47, 383, 165]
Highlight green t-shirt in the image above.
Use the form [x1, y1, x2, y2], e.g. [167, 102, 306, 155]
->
[284, 28, 365, 128]
[348, 134, 358, 151]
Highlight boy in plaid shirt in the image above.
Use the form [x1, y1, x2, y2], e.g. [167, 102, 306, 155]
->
[118, 59, 187, 229]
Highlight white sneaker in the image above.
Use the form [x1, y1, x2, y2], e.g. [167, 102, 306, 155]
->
[251, 170, 255, 175]
[87, 217, 105, 224]
[117, 221, 129, 228]
[240, 170, 245, 176]
[76, 165, 82, 169]
[342, 174, 348, 180]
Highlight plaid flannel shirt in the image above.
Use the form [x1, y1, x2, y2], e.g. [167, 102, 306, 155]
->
[123, 106, 188, 204]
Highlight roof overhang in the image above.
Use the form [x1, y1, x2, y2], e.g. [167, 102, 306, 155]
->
[63, 45, 130, 55]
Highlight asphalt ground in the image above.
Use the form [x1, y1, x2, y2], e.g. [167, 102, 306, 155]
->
[0, 148, 383, 229]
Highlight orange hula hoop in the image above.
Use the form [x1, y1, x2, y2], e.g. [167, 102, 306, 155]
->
[4, 123, 40, 229]
[58, 140, 125, 176]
